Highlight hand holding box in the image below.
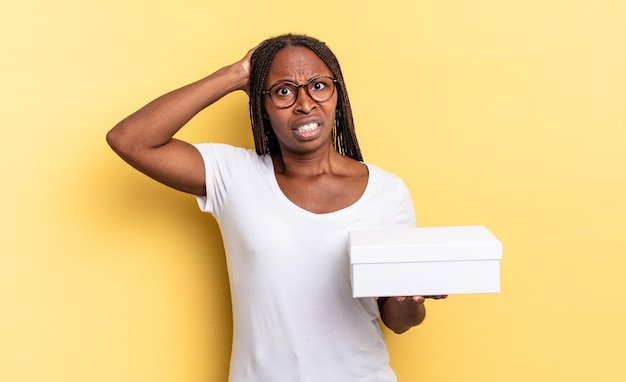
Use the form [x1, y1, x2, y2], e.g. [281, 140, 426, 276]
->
[349, 226, 502, 298]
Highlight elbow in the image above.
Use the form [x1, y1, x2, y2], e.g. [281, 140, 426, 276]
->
[390, 326, 410, 335]
[384, 317, 424, 335]
[379, 300, 426, 335]
[106, 125, 121, 152]
[106, 122, 134, 157]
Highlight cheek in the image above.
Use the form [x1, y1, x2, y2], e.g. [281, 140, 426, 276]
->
[263, 102, 288, 129]
[264, 110, 287, 136]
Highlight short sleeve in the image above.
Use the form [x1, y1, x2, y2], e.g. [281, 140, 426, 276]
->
[192, 143, 258, 215]
[394, 180, 417, 227]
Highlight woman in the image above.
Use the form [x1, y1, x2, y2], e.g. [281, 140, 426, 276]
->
[107, 33, 443, 382]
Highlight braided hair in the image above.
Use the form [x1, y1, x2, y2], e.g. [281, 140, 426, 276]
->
[248, 34, 363, 161]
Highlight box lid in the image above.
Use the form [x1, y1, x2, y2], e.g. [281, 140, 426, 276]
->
[349, 225, 502, 264]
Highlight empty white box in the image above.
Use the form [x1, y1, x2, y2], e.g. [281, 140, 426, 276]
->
[349, 226, 502, 298]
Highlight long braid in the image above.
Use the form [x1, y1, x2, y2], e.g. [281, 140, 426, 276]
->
[249, 34, 363, 162]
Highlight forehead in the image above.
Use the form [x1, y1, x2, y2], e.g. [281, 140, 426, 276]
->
[265, 46, 332, 84]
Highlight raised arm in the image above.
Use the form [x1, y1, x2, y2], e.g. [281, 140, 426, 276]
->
[106, 49, 254, 196]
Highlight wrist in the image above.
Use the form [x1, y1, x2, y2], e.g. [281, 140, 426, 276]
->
[226, 60, 250, 93]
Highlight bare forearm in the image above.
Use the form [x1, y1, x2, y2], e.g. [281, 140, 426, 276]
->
[105, 48, 254, 195]
[378, 297, 426, 334]
[107, 62, 248, 151]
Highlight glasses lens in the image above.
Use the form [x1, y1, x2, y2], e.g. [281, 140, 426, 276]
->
[307, 77, 335, 102]
[270, 83, 297, 108]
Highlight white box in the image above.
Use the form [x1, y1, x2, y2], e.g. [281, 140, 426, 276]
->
[349, 226, 502, 298]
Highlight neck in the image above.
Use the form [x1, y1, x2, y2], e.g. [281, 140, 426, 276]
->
[273, 144, 342, 177]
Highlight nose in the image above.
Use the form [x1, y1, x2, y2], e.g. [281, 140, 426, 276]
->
[294, 86, 316, 113]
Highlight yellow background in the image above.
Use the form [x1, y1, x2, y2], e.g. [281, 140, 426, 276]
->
[2, 1, 625, 381]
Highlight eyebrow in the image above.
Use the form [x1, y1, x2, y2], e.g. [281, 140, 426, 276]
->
[268, 75, 331, 86]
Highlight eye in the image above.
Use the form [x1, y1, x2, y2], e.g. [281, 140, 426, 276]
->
[310, 80, 327, 92]
[274, 85, 294, 98]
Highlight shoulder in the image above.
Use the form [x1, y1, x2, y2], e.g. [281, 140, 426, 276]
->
[364, 162, 405, 185]
[194, 142, 273, 168]
[363, 162, 413, 202]
[194, 142, 258, 160]
[363, 162, 416, 226]
[194, 143, 273, 187]
[331, 153, 369, 179]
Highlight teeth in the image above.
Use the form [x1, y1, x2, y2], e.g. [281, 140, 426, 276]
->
[296, 123, 318, 132]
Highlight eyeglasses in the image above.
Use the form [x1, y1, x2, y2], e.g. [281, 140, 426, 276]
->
[262, 75, 337, 109]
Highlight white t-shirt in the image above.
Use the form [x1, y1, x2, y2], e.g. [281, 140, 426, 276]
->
[194, 143, 416, 382]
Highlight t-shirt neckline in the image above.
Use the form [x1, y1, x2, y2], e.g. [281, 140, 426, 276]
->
[263, 156, 372, 217]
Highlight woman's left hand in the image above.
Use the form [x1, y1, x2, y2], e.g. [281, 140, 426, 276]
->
[379, 295, 448, 334]
[392, 295, 448, 303]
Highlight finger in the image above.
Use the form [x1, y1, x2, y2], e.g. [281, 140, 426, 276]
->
[396, 296, 425, 303]
[426, 295, 448, 300]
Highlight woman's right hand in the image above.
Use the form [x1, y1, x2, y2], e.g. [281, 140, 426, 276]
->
[107, 44, 261, 196]
[235, 46, 257, 95]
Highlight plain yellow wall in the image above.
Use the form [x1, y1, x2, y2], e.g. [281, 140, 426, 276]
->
[2, 1, 625, 381]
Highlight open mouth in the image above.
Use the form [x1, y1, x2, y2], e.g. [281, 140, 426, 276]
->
[292, 122, 321, 140]
[295, 122, 319, 133]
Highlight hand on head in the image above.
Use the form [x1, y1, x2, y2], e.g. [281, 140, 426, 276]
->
[237, 46, 258, 95]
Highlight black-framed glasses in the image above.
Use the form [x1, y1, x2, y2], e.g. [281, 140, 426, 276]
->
[262, 75, 337, 109]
